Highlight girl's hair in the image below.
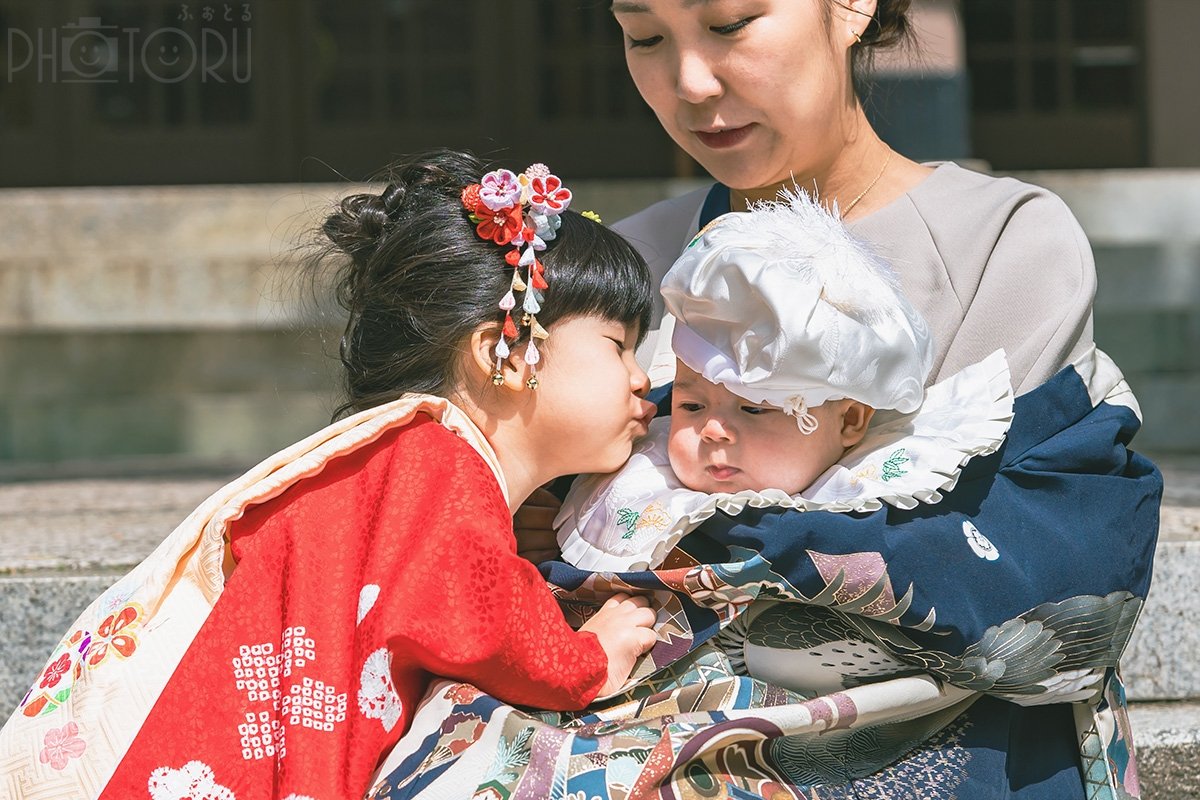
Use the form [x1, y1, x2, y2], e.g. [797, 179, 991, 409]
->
[314, 149, 652, 419]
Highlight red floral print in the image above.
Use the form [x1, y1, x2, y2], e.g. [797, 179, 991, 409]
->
[39, 654, 72, 689]
[85, 604, 142, 667]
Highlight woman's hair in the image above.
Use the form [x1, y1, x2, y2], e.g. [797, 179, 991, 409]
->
[312, 149, 652, 419]
[831, 0, 915, 83]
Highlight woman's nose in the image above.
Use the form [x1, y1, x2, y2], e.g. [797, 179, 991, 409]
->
[675, 48, 722, 104]
[700, 416, 733, 442]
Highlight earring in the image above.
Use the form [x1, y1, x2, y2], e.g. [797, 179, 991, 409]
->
[526, 376, 539, 390]
[491, 370, 504, 386]
[851, 28, 862, 44]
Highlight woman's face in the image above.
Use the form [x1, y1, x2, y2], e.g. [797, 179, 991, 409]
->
[613, 0, 859, 190]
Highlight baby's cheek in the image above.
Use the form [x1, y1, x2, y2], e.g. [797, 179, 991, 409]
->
[666, 428, 697, 483]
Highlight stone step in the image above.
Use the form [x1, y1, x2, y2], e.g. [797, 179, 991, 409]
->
[1130, 701, 1200, 800]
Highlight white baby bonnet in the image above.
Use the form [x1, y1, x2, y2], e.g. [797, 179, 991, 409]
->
[661, 187, 935, 420]
[556, 349, 1014, 572]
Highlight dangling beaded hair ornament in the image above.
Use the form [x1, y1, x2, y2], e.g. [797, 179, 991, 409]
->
[461, 164, 572, 390]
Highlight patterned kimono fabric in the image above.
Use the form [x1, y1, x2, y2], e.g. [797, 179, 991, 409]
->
[368, 357, 1158, 800]
[3, 401, 606, 799]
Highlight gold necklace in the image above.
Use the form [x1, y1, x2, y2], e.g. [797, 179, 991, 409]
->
[840, 149, 893, 219]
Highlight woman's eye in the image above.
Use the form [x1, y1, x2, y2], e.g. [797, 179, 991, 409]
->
[711, 16, 757, 35]
[626, 34, 663, 49]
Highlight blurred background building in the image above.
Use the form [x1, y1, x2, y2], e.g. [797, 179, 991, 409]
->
[1, 0, 1198, 471]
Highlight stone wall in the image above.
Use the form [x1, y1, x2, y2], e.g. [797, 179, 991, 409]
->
[1, 171, 1196, 467]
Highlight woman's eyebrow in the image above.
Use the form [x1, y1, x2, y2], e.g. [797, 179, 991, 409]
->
[612, 0, 713, 13]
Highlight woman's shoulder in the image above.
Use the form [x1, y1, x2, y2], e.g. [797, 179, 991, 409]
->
[612, 184, 711, 270]
[908, 162, 1086, 242]
[861, 161, 1094, 285]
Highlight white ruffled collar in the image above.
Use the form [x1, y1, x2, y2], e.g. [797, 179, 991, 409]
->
[556, 350, 1013, 572]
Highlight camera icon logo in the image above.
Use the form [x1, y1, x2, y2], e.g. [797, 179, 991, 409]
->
[60, 17, 119, 82]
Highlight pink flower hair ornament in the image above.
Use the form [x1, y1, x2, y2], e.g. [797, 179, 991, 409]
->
[461, 163, 574, 390]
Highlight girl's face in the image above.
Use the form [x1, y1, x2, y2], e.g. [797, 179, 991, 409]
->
[613, 0, 860, 191]
[533, 315, 657, 477]
[667, 361, 850, 494]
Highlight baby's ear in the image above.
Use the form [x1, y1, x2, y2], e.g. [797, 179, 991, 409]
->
[839, 401, 875, 447]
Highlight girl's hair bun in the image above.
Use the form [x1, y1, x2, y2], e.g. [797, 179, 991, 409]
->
[322, 192, 391, 266]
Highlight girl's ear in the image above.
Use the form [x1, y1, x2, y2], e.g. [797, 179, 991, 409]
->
[839, 400, 876, 447]
[467, 324, 529, 392]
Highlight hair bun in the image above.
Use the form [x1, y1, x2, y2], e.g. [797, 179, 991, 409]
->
[863, 0, 911, 49]
[381, 182, 406, 215]
[321, 192, 391, 266]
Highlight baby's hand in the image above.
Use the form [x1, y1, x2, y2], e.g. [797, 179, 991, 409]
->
[580, 593, 657, 696]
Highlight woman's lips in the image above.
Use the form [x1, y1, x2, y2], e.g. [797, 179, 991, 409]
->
[694, 124, 754, 149]
[706, 465, 741, 481]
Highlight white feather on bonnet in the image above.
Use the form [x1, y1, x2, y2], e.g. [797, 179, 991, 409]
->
[660, 187, 934, 425]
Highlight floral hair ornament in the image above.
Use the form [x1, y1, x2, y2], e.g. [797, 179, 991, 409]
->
[461, 163, 572, 390]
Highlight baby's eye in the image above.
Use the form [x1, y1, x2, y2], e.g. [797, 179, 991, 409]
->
[741, 406, 772, 415]
[677, 402, 704, 412]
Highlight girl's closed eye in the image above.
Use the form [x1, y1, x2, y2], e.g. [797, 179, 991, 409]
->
[626, 32, 662, 49]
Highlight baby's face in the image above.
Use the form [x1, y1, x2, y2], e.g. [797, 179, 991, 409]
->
[667, 361, 850, 495]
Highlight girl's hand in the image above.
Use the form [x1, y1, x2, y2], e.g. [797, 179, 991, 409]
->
[580, 593, 658, 696]
[514, 487, 563, 564]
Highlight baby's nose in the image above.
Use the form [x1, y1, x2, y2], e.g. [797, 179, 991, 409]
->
[700, 417, 733, 442]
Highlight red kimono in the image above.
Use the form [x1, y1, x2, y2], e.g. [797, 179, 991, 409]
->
[99, 414, 607, 799]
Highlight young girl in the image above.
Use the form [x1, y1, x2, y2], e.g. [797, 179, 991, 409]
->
[1, 150, 659, 799]
[557, 189, 1014, 573]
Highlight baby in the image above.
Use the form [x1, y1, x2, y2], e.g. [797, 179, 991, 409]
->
[556, 189, 1013, 571]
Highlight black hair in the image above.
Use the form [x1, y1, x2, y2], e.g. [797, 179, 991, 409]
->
[825, 0, 916, 89]
[312, 149, 652, 419]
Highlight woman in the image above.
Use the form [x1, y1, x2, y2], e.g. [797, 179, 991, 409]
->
[604, 1, 1145, 798]
[480, 1, 1152, 800]
[611, 0, 1093, 397]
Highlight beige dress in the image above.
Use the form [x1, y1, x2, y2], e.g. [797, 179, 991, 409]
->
[616, 162, 1097, 395]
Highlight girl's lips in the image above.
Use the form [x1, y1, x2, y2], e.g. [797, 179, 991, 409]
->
[706, 465, 741, 481]
[632, 404, 656, 436]
[694, 124, 754, 150]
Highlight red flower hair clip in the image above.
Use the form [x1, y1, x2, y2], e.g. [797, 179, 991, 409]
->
[461, 163, 573, 390]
